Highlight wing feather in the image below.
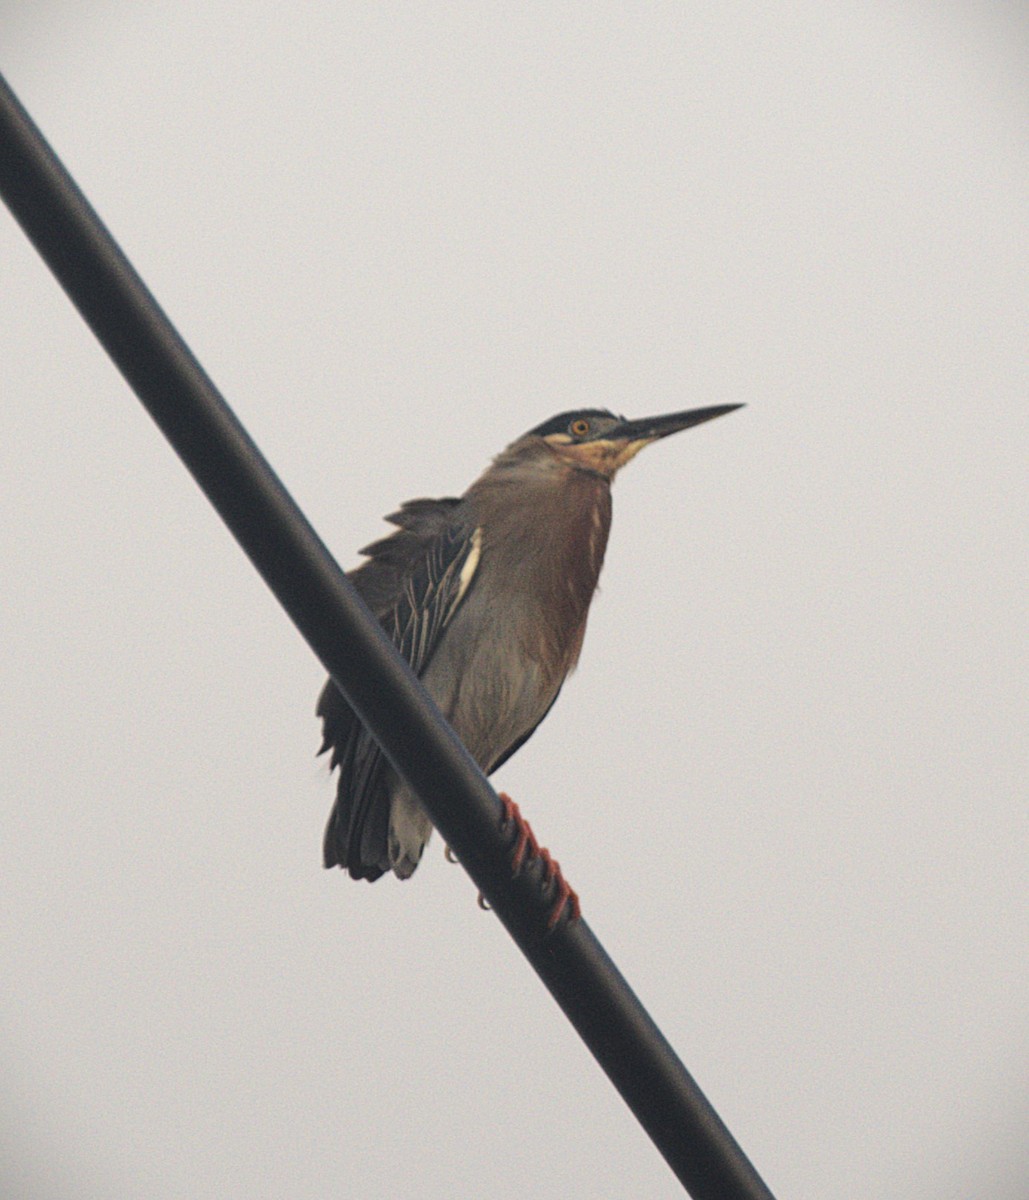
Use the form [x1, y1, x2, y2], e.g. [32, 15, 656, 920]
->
[318, 513, 481, 877]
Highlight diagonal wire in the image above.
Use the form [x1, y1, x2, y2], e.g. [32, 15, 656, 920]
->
[0, 71, 776, 1200]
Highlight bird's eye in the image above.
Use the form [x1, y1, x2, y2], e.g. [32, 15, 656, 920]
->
[569, 418, 590, 438]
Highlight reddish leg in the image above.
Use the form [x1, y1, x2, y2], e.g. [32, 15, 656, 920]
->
[497, 792, 581, 930]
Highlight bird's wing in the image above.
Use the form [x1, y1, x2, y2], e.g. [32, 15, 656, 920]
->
[486, 682, 563, 775]
[387, 522, 482, 676]
[318, 504, 482, 877]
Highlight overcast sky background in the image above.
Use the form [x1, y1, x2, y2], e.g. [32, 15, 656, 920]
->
[1, 4, 1026, 1198]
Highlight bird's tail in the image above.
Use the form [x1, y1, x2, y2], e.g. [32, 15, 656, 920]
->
[317, 679, 391, 880]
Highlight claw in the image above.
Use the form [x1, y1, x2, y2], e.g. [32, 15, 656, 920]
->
[444, 845, 459, 864]
[538, 847, 581, 928]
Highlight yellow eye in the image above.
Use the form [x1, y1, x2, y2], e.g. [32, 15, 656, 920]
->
[569, 418, 590, 438]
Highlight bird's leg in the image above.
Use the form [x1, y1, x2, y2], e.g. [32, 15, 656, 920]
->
[496, 792, 581, 930]
[501, 793, 540, 876]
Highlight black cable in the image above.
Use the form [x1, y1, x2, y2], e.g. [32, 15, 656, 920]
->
[0, 71, 776, 1200]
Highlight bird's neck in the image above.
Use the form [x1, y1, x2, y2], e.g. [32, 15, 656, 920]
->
[470, 458, 613, 678]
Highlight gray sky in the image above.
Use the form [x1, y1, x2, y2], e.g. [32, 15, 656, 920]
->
[1, 4, 1026, 1198]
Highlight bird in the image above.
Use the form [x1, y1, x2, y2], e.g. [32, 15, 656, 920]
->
[317, 403, 743, 884]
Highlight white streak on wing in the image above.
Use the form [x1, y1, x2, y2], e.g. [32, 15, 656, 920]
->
[454, 527, 483, 610]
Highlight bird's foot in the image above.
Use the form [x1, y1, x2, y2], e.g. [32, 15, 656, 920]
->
[496, 792, 581, 930]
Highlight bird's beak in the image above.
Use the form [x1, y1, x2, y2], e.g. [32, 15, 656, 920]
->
[606, 404, 745, 444]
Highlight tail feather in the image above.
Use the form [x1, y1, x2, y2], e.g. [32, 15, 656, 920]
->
[317, 679, 391, 880]
[323, 784, 389, 880]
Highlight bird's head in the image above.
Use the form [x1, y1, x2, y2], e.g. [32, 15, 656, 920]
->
[521, 404, 744, 480]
